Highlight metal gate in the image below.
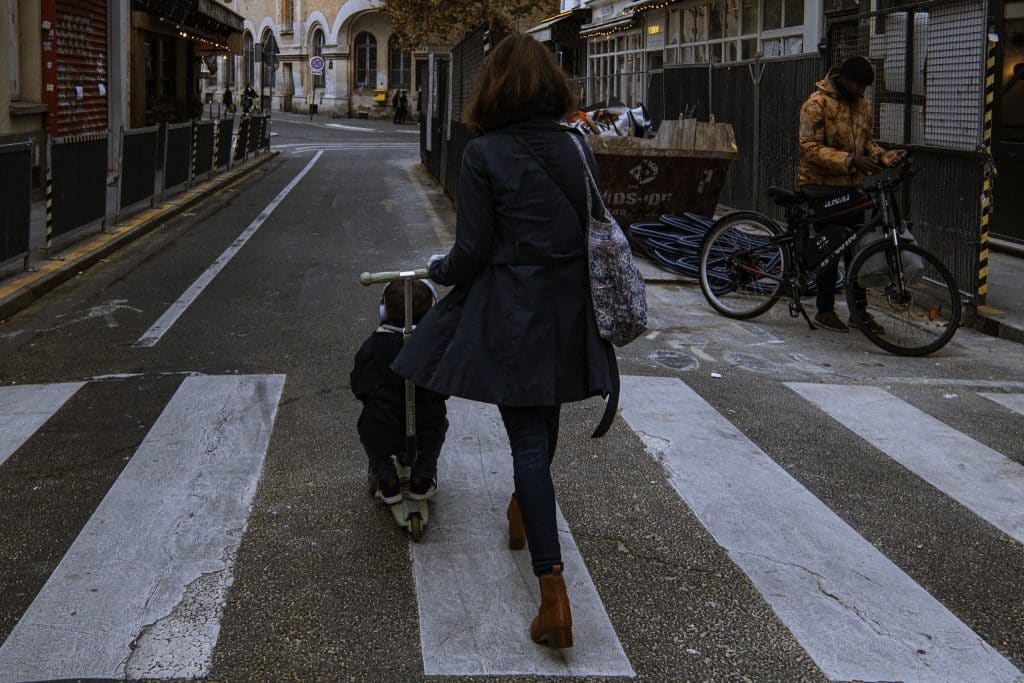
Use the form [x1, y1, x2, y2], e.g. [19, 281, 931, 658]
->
[826, 0, 990, 301]
[41, 0, 109, 137]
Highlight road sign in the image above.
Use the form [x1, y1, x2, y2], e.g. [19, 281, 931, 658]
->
[309, 55, 325, 76]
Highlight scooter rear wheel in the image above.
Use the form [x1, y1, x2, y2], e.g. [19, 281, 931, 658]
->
[409, 513, 423, 542]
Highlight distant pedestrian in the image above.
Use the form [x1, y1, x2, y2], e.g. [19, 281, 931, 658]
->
[222, 86, 235, 115]
[392, 91, 402, 124]
[242, 83, 258, 116]
[350, 280, 448, 504]
[399, 90, 410, 123]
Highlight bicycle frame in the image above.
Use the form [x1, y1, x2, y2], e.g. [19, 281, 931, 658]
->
[729, 171, 910, 295]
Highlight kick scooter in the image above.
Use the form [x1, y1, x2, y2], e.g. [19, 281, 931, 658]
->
[359, 267, 431, 542]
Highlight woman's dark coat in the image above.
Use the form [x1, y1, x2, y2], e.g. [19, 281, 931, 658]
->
[392, 119, 616, 407]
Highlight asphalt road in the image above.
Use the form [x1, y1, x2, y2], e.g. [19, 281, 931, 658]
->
[0, 112, 1021, 682]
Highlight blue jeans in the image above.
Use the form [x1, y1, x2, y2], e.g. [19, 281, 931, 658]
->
[498, 404, 562, 576]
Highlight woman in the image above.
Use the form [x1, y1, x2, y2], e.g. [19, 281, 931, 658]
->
[392, 33, 616, 648]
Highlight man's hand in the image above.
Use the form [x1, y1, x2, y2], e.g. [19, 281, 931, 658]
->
[879, 149, 908, 167]
[851, 155, 882, 176]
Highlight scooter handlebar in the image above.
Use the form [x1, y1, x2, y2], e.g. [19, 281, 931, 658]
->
[359, 269, 430, 286]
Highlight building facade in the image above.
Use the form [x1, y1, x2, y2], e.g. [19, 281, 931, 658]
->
[127, 0, 245, 128]
[2, 0, 46, 173]
[220, 0, 426, 118]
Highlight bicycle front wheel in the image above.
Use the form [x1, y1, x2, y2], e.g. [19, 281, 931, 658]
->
[699, 214, 788, 319]
[847, 241, 961, 356]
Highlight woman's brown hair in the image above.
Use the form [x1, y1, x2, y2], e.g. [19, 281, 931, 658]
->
[463, 33, 576, 132]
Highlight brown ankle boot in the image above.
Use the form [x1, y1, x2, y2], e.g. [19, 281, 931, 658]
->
[530, 564, 573, 648]
[507, 494, 525, 550]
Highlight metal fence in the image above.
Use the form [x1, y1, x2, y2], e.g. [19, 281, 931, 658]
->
[0, 142, 32, 267]
[825, 0, 989, 300]
[570, 71, 651, 111]
[417, 7, 987, 300]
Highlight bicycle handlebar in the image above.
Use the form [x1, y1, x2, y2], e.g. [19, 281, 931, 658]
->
[359, 269, 430, 286]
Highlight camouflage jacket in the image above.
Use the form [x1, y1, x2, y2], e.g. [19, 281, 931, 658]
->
[798, 70, 885, 188]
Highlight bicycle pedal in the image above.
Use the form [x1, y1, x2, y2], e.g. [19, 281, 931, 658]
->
[788, 301, 800, 318]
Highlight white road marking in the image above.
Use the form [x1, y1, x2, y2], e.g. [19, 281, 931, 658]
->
[981, 392, 1024, 417]
[274, 142, 417, 149]
[413, 398, 634, 677]
[325, 123, 377, 132]
[136, 151, 323, 347]
[0, 383, 84, 467]
[790, 383, 1024, 544]
[620, 375, 1021, 683]
[0, 374, 285, 681]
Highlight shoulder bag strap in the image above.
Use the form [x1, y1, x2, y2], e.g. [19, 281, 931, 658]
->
[512, 133, 587, 234]
[568, 134, 612, 220]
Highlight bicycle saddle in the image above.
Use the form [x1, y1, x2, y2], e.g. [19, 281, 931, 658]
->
[767, 186, 806, 207]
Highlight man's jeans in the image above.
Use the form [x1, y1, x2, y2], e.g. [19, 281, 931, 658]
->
[498, 404, 562, 576]
[801, 184, 868, 315]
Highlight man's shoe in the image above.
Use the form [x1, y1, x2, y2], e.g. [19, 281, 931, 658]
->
[375, 477, 402, 505]
[850, 313, 885, 336]
[408, 474, 437, 501]
[814, 310, 849, 332]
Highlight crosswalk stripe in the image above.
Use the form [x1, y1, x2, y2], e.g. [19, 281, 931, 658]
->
[0, 382, 84, 467]
[412, 398, 635, 677]
[790, 383, 1024, 545]
[0, 374, 286, 681]
[620, 375, 1021, 683]
[980, 392, 1024, 417]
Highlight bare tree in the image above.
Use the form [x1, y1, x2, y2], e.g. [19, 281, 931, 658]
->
[380, 0, 560, 48]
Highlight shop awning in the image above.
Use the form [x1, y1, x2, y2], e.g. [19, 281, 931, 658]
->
[625, 0, 682, 13]
[197, 0, 243, 32]
[132, 0, 244, 52]
[579, 16, 638, 38]
[525, 10, 574, 43]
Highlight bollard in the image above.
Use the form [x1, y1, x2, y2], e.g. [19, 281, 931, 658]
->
[44, 167, 54, 253]
[213, 119, 220, 174]
[191, 120, 198, 187]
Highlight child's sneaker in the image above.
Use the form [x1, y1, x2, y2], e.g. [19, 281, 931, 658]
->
[407, 474, 437, 501]
[375, 477, 402, 505]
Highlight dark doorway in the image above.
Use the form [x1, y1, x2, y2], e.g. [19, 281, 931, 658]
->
[992, 0, 1024, 243]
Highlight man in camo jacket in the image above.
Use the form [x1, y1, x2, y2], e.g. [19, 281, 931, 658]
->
[798, 56, 905, 333]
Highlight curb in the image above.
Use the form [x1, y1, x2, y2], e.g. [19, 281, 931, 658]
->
[971, 306, 1024, 346]
[0, 151, 280, 323]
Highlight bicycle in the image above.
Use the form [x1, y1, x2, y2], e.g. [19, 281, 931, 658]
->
[697, 157, 961, 356]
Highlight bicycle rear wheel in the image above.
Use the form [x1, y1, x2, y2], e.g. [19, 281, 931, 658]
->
[698, 214, 788, 319]
[847, 241, 961, 356]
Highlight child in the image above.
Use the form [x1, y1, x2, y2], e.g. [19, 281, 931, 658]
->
[350, 279, 448, 504]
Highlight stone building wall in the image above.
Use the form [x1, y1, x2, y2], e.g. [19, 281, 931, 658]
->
[218, 0, 423, 119]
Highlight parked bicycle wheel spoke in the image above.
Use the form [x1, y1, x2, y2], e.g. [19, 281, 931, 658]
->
[699, 215, 787, 319]
[848, 242, 962, 356]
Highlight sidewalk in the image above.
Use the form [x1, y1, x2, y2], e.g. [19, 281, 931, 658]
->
[0, 151, 279, 322]
[974, 250, 1024, 344]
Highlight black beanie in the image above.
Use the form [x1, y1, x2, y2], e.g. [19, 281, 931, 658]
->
[839, 56, 875, 86]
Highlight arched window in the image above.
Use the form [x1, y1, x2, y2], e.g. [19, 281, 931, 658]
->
[312, 28, 325, 89]
[243, 32, 255, 87]
[355, 32, 377, 88]
[261, 29, 277, 90]
[388, 35, 411, 89]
